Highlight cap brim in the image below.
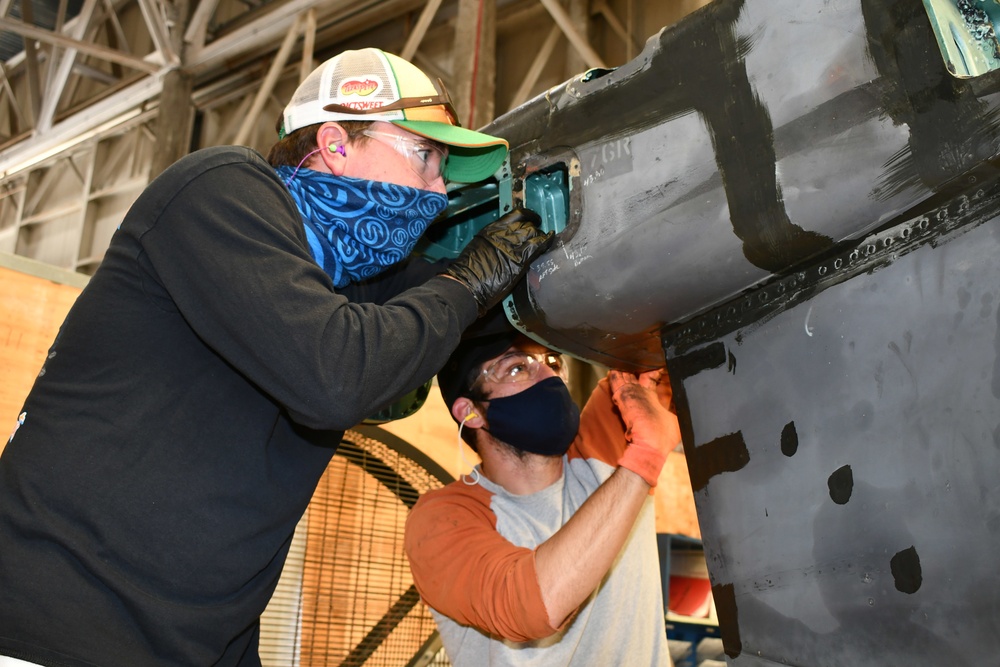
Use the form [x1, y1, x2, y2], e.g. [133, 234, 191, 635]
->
[436, 305, 519, 409]
[393, 120, 509, 184]
[437, 331, 517, 410]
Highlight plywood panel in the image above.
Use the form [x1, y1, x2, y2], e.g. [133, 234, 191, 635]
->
[0, 265, 82, 453]
[656, 451, 701, 539]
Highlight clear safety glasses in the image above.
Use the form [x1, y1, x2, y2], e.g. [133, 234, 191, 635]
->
[361, 128, 449, 186]
[473, 351, 567, 389]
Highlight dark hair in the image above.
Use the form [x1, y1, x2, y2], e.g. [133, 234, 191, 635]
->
[266, 121, 372, 167]
[436, 304, 519, 452]
[439, 332, 518, 452]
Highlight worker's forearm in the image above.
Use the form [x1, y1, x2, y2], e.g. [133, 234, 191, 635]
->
[534, 466, 651, 628]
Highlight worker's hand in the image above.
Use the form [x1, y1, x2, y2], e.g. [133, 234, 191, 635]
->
[444, 208, 553, 316]
[609, 368, 678, 488]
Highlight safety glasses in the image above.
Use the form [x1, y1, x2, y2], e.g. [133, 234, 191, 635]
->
[361, 128, 449, 186]
[472, 351, 567, 389]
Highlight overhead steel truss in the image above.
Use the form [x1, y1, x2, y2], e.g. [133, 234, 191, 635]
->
[0, 0, 670, 275]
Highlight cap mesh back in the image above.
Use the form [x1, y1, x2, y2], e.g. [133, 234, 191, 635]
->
[329, 50, 400, 106]
[291, 69, 323, 109]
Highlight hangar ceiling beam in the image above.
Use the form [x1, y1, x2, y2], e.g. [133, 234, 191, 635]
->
[0, 0, 707, 276]
[17, 0, 41, 120]
[538, 0, 605, 69]
[298, 8, 315, 82]
[593, 0, 640, 56]
[36, 0, 99, 133]
[452, 0, 495, 131]
[508, 23, 560, 112]
[400, 0, 444, 61]
[232, 9, 303, 146]
[183, 0, 218, 51]
[564, 0, 588, 80]
[0, 17, 161, 72]
[136, 0, 179, 66]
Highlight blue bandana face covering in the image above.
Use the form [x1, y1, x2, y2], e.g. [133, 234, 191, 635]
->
[277, 166, 448, 288]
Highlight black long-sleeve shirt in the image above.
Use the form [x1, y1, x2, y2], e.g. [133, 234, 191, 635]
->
[0, 146, 476, 666]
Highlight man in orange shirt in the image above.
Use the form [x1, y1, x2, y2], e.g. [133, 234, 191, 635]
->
[405, 316, 679, 665]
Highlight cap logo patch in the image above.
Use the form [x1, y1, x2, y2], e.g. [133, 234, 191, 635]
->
[339, 77, 381, 97]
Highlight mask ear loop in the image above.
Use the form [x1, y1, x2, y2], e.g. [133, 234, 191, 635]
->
[457, 415, 481, 486]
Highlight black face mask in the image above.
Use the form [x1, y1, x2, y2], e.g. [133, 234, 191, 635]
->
[484, 377, 581, 456]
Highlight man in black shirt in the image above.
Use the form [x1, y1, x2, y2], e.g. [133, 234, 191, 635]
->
[0, 48, 549, 667]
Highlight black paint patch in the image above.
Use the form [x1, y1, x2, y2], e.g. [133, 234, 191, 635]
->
[712, 582, 742, 658]
[827, 464, 853, 504]
[664, 345, 731, 479]
[669, 341, 729, 383]
[780, 421, 798, 457]
[492, 0, 835, 275]
[688, 432, 751, 492]
[890, 545, 922, 594]
[861, 0, 1000, 200]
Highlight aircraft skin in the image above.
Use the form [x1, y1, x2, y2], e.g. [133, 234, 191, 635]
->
[484, 0, 1000, 370]
[461, 0, 1000, 663]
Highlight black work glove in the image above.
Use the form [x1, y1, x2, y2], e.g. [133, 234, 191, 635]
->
[444, 208, 554, 316]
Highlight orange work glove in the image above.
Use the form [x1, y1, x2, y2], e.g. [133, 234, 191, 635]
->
[609, 368, 679, 488]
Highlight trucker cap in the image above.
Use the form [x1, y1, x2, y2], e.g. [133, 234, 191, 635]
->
[279, 48, 509, 184]
[437, 306, 519, 411]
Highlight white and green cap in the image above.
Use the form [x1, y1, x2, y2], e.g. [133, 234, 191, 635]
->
[280, 48, 509, 184]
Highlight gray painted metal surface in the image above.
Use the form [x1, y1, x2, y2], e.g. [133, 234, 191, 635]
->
[477, 0, 1000, 662]
[667, 191, 1000, 664]
[487, 0, 1000, 371]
